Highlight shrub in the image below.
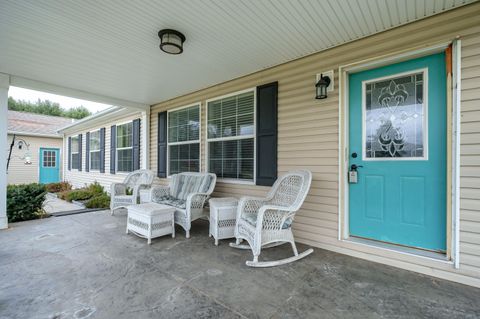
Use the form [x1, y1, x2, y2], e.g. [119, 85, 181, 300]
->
[63, 181, 106, 202]
[86, 182, 104, 196]
[57, 190, 70, 201]
[7, 183, 48, 222]
[45, 181, 72, 193]
[85, 194, 110, 209]
[66, 189, 95, 202]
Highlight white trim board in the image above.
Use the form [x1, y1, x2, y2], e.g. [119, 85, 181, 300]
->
[8, 75, 148, 110]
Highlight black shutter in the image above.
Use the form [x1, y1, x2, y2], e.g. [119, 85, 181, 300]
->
[67, 136, 71, 170]
[256, 82, 278, 186]
[85, 132, 90, 172]
[100, 127, 106, 173]
[110, 125, 116, 174]
[157, 111, 167, 178]
[132, 119, 141, 171]
[78, 134, 83, 171]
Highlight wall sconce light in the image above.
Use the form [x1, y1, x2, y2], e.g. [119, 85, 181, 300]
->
[158, 29, 186, 55]
[24, 156, 32, 165]
[315, 74, 331, 99]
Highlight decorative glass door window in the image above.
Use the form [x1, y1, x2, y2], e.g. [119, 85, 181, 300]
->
[116, 122, 133, 172]
[89, 130, 101, 170]
[71, 136, 79, 169]
[363, 69, 427, 160]
[43, 150, 56, 167]
[207, 90, 255, 182]
[167, 104, 200, 175]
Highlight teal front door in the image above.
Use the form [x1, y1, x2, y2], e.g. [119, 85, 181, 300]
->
[39, 148, 60, 184]
[348, 53, 447, 252]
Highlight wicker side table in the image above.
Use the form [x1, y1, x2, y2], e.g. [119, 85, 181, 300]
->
[209, 197, 238, 245]
[127, 203, 176, 244]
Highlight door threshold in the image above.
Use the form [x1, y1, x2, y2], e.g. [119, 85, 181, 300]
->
[347, 236, 449, 262]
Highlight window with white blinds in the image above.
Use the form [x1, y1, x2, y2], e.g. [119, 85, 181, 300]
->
[207, 90, 255, 182]
[71, 135, 80, 170]
[116, 122, 133, 172]
[168, 104, 200, 175]
[89, 130, 101, 171]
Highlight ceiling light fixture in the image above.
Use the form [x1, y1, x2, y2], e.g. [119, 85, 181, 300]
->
[158, 29, 186, 55]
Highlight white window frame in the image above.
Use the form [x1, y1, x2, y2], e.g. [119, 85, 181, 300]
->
[89, 129, 101, 171]
[115, 121, 133, 173]
[205, 88, 256, 185]
[42, 149, 57, 168]
[70, 135, 80, 170]
[167, 102, 201, 177]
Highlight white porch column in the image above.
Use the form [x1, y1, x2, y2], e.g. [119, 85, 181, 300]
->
[0, 73, 9, 230]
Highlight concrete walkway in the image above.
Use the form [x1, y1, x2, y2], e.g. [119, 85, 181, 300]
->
[43, 195, 82, 214]
[0, 211, 479, 319]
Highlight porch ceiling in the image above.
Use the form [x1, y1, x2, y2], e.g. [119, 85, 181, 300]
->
[0, 0, 475, 106]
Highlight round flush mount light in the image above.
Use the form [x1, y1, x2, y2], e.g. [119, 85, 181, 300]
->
[158, 29, 186, 54]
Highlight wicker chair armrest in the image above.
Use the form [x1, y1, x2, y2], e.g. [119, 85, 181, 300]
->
[236, 196, 268, 223]
[186, 192, 209, 208]
[111, 183, 127, 196]
[150, 185, 170, 202]
[256, 205, 293, 231]
[184, 192, 209, 220]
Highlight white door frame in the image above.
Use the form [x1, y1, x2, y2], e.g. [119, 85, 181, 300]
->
[337, 41, 461, 265]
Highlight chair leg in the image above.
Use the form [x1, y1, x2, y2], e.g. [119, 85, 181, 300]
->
[186, 230, 190, 239]
[291, 241, 299, 256]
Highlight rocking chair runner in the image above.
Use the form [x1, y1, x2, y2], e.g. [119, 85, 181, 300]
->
[230, 170, 313, 267]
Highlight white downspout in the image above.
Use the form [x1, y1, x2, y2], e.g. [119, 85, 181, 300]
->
[141, 107, 150, 170]
[0, 73, 10, 230]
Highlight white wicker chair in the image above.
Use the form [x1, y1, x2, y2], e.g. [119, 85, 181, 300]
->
[110, 169, 155, 214]
[149, 172, 217, 238]
[230, 170, 313, 267]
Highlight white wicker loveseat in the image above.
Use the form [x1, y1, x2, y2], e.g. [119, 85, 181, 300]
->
[230, 169, 313, 267]
[110, 169, 155, 214]
[149, 172, 216, 238]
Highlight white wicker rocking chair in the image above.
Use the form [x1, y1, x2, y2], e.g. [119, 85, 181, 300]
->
[110, 169, 155, 214]
[230, 170, 313, 267]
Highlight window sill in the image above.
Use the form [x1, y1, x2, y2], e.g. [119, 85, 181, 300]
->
[217, 178, 255, 186]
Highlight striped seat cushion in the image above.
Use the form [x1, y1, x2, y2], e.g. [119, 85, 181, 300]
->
[169, 174, 212, 200]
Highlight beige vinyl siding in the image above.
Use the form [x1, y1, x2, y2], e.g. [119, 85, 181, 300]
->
[149, 4, 480, 287]
[459, 30, 480, 276]
[64, 112, 144, 191]
[7, 134, 63, 185]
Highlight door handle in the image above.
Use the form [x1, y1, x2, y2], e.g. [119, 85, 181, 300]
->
[350, 164, 363, 171]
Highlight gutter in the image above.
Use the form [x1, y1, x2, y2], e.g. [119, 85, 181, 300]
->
[8, 130, 63, 138]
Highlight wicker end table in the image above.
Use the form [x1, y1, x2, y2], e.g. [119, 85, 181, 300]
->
[127, 203, 176, 244]
[209, 197, 238, 246]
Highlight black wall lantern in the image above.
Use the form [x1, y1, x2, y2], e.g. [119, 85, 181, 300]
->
[315, 74, 331, 99]
[158, 29, 186, 55]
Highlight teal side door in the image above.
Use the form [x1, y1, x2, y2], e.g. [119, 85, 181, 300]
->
[348, 53, 447, 252]
[39, 148, 60, 184]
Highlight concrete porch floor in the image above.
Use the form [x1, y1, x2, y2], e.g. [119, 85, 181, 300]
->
[0, 211, 479, 319]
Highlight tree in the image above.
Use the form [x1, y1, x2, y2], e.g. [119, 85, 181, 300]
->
[8, 97, 91, 119]
[64, 106, 91, 119]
